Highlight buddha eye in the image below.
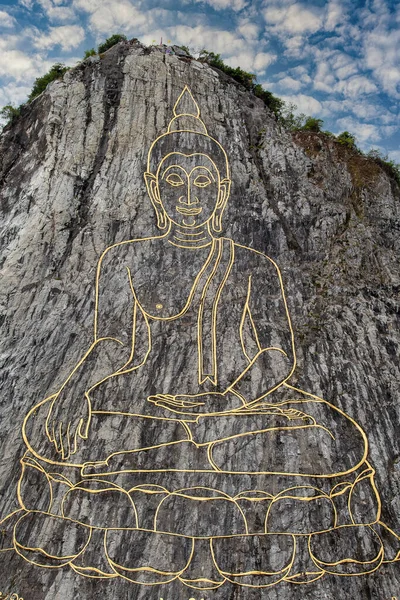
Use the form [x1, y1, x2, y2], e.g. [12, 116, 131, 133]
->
[193, 174, 212, 188]
[165, 173, 185, 186]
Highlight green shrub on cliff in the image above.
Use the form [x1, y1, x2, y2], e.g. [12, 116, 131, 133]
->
[198, 50, 283, 118]
[98, 34, 127, 55]
[337, 131, 357, 149]
[199, 50, 256, 88]
[28, 63, 69, 102]
[279, 107, 325, 134]
[280, 103, 307, 130]
[367, 149, 400, 186]
[302, 117, 324, 133]
[253, 84, 284, 118]
[0, 104, 21, 124]
[83, 48, 97, 59]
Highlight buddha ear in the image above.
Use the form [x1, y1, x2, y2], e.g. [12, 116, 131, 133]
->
[212, 177, 231, 233]
[144, 172, 168, 230]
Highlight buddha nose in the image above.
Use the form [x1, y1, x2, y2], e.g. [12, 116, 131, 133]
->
[178, 184, 199, 205]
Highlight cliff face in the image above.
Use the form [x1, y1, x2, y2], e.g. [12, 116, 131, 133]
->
[0, 39, 400, 599]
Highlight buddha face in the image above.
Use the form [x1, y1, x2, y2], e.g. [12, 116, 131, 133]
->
[145, 144, 231, 233]
[156, 153, 220, 228]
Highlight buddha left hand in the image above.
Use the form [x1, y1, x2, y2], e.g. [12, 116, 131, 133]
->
[147, 391, 246, 416]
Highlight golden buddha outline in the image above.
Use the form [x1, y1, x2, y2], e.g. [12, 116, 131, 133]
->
[1, 85, 399, 590]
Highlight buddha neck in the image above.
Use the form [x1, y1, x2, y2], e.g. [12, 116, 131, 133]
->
[167, 223, 213, 249]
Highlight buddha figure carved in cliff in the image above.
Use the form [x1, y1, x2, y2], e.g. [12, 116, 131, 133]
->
[5, 86, 399, 589]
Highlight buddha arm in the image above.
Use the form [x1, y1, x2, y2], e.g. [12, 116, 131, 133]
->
[55, 337, 133, 398]
[46, 337, 134, 459]
[229, 348, 294, 405]
[228, 255, 295, 405]
[46, 244, 137, 458]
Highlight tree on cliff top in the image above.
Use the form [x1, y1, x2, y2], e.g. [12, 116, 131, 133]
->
[98, 34, 127, 54]
[0, 105, 20, 124]
[28, 63, 69, 102]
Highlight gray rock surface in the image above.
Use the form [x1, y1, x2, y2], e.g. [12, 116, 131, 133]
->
[0, 39, 399, 599]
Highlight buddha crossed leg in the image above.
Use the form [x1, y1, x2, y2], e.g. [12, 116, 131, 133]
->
[8, 87, 400, 589]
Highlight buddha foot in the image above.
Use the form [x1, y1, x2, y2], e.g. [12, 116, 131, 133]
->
[71, 527, 117, 579]
[0, 509, 25, 552]
[284, 535, 324, 584]
[14, 511, 91, 568]
[310, 524, 384, 575]
[105, 529, 194, 584]
[61, 479, 138, 529]
[179, 538, 226, 589]
[265, 485, 336, 535]
[211, 533, 295, 587]
[154, 487, 247, 537]
[371, 521, 400, 563]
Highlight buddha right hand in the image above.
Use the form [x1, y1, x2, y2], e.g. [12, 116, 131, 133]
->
[45, 386, 91, 460]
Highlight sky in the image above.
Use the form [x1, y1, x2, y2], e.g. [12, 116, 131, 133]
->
[0, 0, 399, 161]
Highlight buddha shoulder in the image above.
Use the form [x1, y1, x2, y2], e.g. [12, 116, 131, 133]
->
[232, 241, 281, 281]
[98, 236, 166, 276]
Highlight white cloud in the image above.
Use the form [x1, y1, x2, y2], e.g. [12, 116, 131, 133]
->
[358, 0, 400, 100]
[33, 24, 85, 51]
[363, 28, 400, 98]
[283, 35, 307, 58]
[36, 0, 76, 22]
[0, 34, 20, 52]
[336, 75, 378, 97]
[0, 10, 17, 28]
[71, 0, 99, 11]
[195, 0, 247, 10]
[325, 0, 346, 31]
[224, 51, 276, 75]
[320, 98, 397, 127]
[72, 0, 157, 36]
[335, 62, 358, 80]
[360, 0, 391, 29]
[287, 65, 308, 77]
[329, 51, 359, 79]
[0, 50, 52, 82]
[276, 76, 303, 91]
[48, 6, 76, 22]
[382, 125, 399, 137]
[263, 3, 324, 35]
[237, 20, 260, 41]
[307, 48, 380, 100]
[313, 59, 336, 93]
[335, 117, 398, 143]
[0, 81, 32, 107]
[280, 93, 323, 116]
[388, 149, 400, 163]
[337, 120, 380, 142]
[254, 51, 276, 72]
[155, 24, 247, 56]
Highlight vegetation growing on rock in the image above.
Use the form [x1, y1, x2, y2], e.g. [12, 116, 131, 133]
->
[28, 63, 70, 103]
[198, 50, 284, 118]
[0, 104, 21, 124]
[0, 34, 398, 186]
[97, 34, 127, 55]
[83, 48, 96, 59]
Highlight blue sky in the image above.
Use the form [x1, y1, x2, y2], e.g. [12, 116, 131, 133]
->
[0, 0, 399, 161]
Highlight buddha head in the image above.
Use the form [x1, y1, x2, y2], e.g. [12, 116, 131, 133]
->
[144, 86, 231, 233]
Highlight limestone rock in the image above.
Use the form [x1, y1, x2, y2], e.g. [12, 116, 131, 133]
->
[0, 39, 399, 599]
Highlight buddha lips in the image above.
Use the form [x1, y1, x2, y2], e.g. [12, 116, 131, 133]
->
[176, 206, 203, 216]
